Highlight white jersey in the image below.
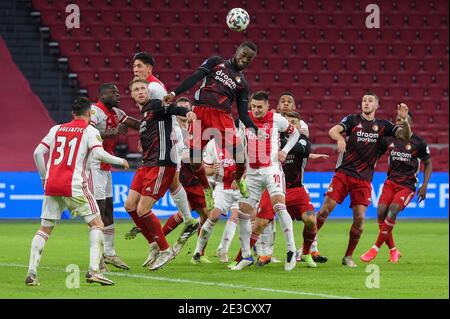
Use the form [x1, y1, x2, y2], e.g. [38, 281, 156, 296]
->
[40, 119, 104, 197]
[299, 120, 309, 137]
[243, 111, 297, 170]
[148, 81, 167, 100]
[203, 139, 236, 190]
[89, 103, 128, 170]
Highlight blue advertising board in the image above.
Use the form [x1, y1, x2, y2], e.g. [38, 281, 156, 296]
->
[0, 172, 448, 219]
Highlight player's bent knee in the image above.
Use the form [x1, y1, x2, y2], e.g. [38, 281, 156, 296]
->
[41, 218, 56, 228]
[85, 213, 103, 227]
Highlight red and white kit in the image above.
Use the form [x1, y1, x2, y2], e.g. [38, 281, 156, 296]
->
[204, 139, 241, 214]
[239, 110, 299, 206]
[89, 102, 128, 200]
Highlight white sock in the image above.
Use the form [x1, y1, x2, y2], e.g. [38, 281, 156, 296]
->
[218, 219, 237, 253]
[311, 234, 319, 253]
[274, 204, 296, 253]
[266, 220, 276, 256]
[171, 186, 192, 223]
[259, 222, 273, 256]
[89, 227, 104, 272]
[103, 224, 116, 256]
[238, 211, 252, 258]
[28, 230, 49, 275]
[194, 219, 215, 255]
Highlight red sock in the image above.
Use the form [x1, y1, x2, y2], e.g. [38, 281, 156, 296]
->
[250, 232, 259, 248]
[127, 210, 153, 243]
[234, 250, 242, 262]
[375, 217, 396, 248]
[140, 211, 169, 251]
[345, 225, 362, 257]
[192, 164, 211, 189]
[302, 227, 317, 255]
[162, 212, 183, 235]
[385, 231, 396, 249]
[316, 214, 327, 231]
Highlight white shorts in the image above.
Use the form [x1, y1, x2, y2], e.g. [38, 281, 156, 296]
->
[41, 195, 100, 220]
[213, 184, 241, 216]
[239, 166, 285, 206]
[90, 168, 112, 200]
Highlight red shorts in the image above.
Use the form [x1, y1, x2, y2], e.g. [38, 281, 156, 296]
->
[184, 184, 206, 210]
[188, 105, 242, 151]
[326, 171, 372, 208]
[130, 166, 176, 200]
[378, 179, 415, 211]
[257, 187, 314, 221]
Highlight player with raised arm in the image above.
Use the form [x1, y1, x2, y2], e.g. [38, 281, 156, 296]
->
[163, 41, 260, 208]
[360, 111, 432, 263]
[231, 91, 300, 271]
[132, 53, 198, 243]
[25, 97, 129, 286]
[123, 79, 196, 271]
[190, 138, 241, 264]
[315, 93, 411, 267]
[89, 83, 140, 271]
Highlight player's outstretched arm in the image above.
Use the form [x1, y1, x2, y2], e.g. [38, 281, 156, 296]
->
[123, 116, 141, 130]
[309, 153, 329, 160]
[329, 125, 346, 153]
[33, 143, 49, 183]
[92, 147, 129, 169]
[163, 69, 208, 104]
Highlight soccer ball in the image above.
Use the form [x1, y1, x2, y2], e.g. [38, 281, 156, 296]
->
[226, 8, 250, 32]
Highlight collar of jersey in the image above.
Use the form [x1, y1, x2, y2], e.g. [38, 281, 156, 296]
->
[95, 101, 112, 115]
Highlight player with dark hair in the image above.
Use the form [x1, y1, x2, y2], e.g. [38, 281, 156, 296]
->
[163, 41, 260, 209]
[360, 111, 432, 263]
[133, 52, 167, 100]
[231, 91, 300, 271]
[89, 83, 140, 271]
[26, 97, 129, 286]
[315, 93, 411, 267]
[233, 111, 318, 268]
[124, 79, 196, 271]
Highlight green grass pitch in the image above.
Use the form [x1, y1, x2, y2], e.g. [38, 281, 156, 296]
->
[0, 219, 447, 299]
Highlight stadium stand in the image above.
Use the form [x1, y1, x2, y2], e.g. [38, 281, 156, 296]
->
[2, 0, 449, 171]
[0, 37, 56, 171]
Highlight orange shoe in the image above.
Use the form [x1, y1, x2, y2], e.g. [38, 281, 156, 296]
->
[255, 255, 271, 267]
[360, 247, 378, 263]
[389, 249, 401, 263]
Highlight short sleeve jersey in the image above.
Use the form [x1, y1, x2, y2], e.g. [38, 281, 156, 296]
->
[379, 134, 431, 191]
[194, 56, 249, 112]
[90, 102, 127, 170]
[336, 114, 398, 181]
[245, 110, 296, 169]
[40, 119, 103, 197]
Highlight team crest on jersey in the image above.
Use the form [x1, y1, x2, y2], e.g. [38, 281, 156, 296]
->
[96, 134, 102, 142]
[263, 123, 270, 130]
[405, 144, 411, 151]
[90, 109, 96, 115]
[356, 123, 363, 129]
[235, 75, 242, 83]
[389, 142, 395, 149]
[327, 185, 333, 192]
[372, 124, 379, 132]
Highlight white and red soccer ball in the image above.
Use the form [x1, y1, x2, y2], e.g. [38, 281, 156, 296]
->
[226, 8, 250, 32]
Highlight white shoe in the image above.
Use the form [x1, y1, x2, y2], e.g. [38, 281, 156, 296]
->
[231, 256, 254, 270]
[270, 256, 282, 263]
[142, 242, 159, 267]
[85, 271, 114, 286]
[149, 248, 174, 271]
[285, 251, 296, 271]
[216, 249, 229, 263]
[295, 249, 302, 262]
[342, 256, 358, 268]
